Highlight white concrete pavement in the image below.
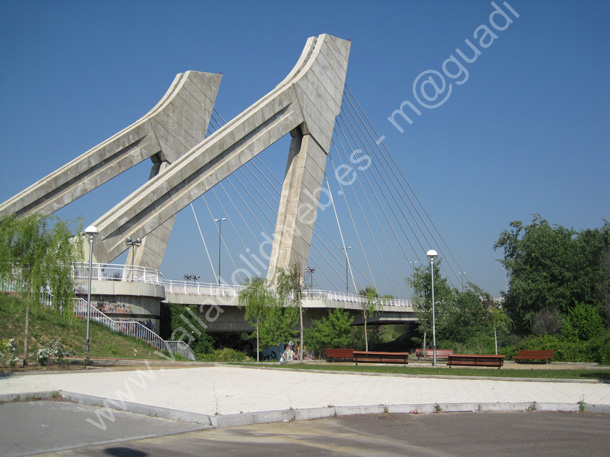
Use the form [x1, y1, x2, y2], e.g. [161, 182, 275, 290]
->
[2, 365, 610, 427]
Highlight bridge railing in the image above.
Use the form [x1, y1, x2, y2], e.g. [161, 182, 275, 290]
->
[72, 263, 163, 285]
[163, 280, 245, 297]
[0, 277, 26, 293]
[162, 281, 412, 308]
[303, 289, 412, 308]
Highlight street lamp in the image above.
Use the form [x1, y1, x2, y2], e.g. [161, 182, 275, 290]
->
[426, 249, 438, 368]
[184, 274, 200, 283]
[214, 218, 227, 284]
[458, 271, 466, 292]
[409, 260, 419, 299]
[343, 246, 352, 293]
[84, 225, 99, 363]
[306, 266, 315, 289]
[125, 236, 142, 281]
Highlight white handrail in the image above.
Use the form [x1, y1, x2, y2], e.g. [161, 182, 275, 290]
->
[72, 262, 163, 285]
[41, 291, 195, 360]
[162, 280, 412, 308]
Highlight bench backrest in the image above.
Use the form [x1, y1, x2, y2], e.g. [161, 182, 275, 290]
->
[325, 348, 354, 358]
[353, 351, 409, 356]
[516, 350, 554, 358]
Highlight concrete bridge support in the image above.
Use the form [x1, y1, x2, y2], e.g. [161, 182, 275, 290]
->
[85, 35, 350, 278]
[0, 71, 222, 270]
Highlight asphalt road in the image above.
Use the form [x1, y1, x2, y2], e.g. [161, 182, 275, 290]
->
[3, 400, 610, 457]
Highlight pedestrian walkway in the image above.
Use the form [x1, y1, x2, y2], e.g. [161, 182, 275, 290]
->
[1, 365, 609, 427]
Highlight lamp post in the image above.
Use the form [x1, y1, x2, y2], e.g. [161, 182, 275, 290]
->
[409, 260, 419, 299]
[84, 225, 99, 363]
[124, 236, 142, 281]
[214, 218, 227, 284]
[306, 266, 315, 289]
[426, 249, 438, 368]
[343, 246, 352, 294]
[458, 271, 466, 292]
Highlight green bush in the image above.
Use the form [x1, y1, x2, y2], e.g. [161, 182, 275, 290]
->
[0, 338, 19, 367]
[562, 302, 604, 342]
[32, 338, 75, 366]
[439, 334, 496, 355]
[588, 331, 610, 365]
[518, 334, 590, 362]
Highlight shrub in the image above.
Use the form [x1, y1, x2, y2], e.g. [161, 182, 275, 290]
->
[0, 338, 19, 367]
[32, 338, 74, 365]
[519, 334, 590, 362]
[198, 348, 248, 362]
[562, 302, 604, 342]
[587, 331, 610, 365]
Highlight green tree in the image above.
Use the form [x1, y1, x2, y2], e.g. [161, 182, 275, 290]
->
[276, 264, 305, 361]
[358, 285, 381, 352]
[494, 215, 610, 333]
[406, 261, 453, 352]
[258, 303, 299, 349]
[238, 277, 275, 361]
[305, 308, 354, 357]
[440, 285, 489, 345]
[0, 214, 82, 365]
[488, 307, 514, 355]
[159, 303, 214, 357]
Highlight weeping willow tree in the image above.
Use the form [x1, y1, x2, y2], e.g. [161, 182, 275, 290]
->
[0, 214, 82, 365]
[276, 264, 305, 362]
[238, 277, 275, 361]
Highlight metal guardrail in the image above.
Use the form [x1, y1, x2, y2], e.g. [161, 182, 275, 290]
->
[163, 280, 244, 296]
[302, 289, 412, 307]
[40, 292, 195, 361]
[72, 262, 163, 285]
[0, 278, 25, 293]
[162, 280, 412, 308]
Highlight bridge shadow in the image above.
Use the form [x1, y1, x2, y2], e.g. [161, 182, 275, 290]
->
[579, 371, 610, 383]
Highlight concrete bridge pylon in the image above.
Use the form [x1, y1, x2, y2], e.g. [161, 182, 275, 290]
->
[0, 71, 223, 271]
[1, 34, 351, 286]
[88, 34, 350, 281]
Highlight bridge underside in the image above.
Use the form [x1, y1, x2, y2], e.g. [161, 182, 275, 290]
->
[190, 305, 416, 333]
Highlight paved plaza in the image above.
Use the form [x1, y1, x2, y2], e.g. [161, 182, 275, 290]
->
[2, 364, 610, 456]
[2, 364, 610, 421]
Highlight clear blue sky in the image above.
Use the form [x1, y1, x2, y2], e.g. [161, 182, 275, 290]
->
[1, 1, 608, 297]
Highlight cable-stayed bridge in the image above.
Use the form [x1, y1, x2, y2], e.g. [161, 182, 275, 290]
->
[1, 34, 465, 334]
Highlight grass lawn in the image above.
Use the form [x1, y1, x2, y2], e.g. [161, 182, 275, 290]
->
[236, 362, 610, 382]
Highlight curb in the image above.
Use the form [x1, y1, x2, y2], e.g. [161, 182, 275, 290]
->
[3, 391, 608, 428]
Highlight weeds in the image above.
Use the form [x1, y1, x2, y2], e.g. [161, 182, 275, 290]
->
[579, 395, 586, 412]
[527, 401, 537, 411]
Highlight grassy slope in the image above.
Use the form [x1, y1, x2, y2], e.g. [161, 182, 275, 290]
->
[0, 294, 167, 361]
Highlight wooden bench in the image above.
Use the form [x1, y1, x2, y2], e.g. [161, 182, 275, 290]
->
[353, 351, 409, 366]
[415, 349, 454, 360]
[325, 348, 354, 362]
[514, 350, 554, 364]
[448, 354, 504, 369]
